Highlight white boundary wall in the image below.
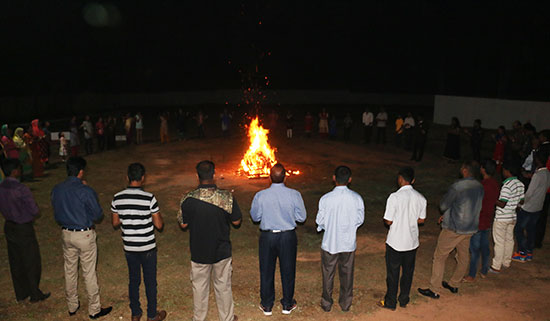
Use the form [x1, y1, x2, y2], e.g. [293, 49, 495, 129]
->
[434, 95, 550, 130]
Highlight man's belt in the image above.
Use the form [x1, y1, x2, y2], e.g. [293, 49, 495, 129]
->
[260, 228, 295, 233]
[62, 227, 92, 232]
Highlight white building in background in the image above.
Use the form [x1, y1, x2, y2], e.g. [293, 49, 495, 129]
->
[434, 95, 550, 130]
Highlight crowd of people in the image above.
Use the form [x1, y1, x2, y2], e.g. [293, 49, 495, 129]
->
[0, 108, 549, 321]
[0, 121, 50, 181]
[264, 107, 430, 163]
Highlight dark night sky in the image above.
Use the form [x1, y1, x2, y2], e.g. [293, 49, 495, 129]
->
[2, 1, 550, 100]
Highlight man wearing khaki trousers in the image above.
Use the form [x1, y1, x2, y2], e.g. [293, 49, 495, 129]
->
[51, 157, 112, 319]
[178, 160, 242, 321]
[418, 161, 484, 299]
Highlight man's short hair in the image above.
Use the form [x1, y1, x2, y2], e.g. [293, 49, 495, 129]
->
[535, 152, 549, 167]
[462, 160, 480, 178]
[503, 159, 520, 177]
[398, 167, 415, 183]
[270, 163, 286, 183]
[2, 158, 21, 177]
[481, 159, 497, 176]
[334, 166, 352, 184]
[127, 163, 145, 182]
[196, 160, 215, 180]
[66, 157, 87, 177]
[474, 119, 481, 125]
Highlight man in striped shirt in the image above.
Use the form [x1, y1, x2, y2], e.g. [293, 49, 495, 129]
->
[490, 161, 525, 273]
[112, 163, 166, 321]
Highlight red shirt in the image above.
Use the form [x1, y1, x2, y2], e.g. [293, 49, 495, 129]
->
[479, 177, 500, 231]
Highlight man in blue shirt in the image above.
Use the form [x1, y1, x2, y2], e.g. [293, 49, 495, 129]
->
[51, 157, 112, 319]
[316, 166, 364, 312]
[250, 163, 307, 316]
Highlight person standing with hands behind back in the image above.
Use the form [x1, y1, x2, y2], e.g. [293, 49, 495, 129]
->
[111, 163, 167, 321]
[316, 166, 364, 313]
[378, 167, 426, 310]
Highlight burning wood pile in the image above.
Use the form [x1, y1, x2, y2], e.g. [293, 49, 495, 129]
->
[239, 116, 300, 178]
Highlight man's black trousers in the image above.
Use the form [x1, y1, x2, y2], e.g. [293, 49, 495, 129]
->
[4, 221, 43, 301]
[384, 244, 417, 309]
[259, 229, 297, 310]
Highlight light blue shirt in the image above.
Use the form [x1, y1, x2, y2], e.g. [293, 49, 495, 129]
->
[250, 183, 307, 230]
[316, 186, 365, 254]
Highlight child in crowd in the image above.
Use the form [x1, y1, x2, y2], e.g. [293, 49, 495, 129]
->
[59, 132, 68, 162]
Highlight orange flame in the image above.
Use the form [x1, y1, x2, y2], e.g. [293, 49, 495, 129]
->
[240, 117, 277, 177]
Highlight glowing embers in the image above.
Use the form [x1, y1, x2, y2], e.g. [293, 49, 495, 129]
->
[239, 117, 300, 178]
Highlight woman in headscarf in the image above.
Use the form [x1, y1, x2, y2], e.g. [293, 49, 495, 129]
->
[29, 119, 46, 177]
[13, 127, 33, 179]
[1, 124, 19, 159]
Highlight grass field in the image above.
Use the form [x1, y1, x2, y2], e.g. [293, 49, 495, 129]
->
[1, 124, 549, 321]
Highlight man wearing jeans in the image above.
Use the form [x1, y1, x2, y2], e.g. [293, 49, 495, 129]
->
[513, 153, 550, 262]
[418, 161, 484, 299]
[178, 160, 241, 321]
[51, 157, 112, 319]
[111, 163, 167, 321]
[316, 166, 364, 312]
[464, 159, 500, 282]
[251, 163, 307, 316]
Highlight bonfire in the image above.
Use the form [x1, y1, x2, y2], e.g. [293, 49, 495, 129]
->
[240, 117, 277, 178]
[239, 116, 300, 178]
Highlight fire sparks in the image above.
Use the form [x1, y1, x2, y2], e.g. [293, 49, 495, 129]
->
[240, 117, 277, 178]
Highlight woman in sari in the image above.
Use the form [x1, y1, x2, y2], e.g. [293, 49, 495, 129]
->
[30, 119, 47, 177]
[13, 127, 33, 179]
[1, 124, 19, 159]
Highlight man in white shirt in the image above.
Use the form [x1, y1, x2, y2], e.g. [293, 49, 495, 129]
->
[514, 153, 550, 261]
[378, 167, 426, 310]
[375, 108, 388, 144]
[362, 108, 374, 144]
[316, 166, 364, 312]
